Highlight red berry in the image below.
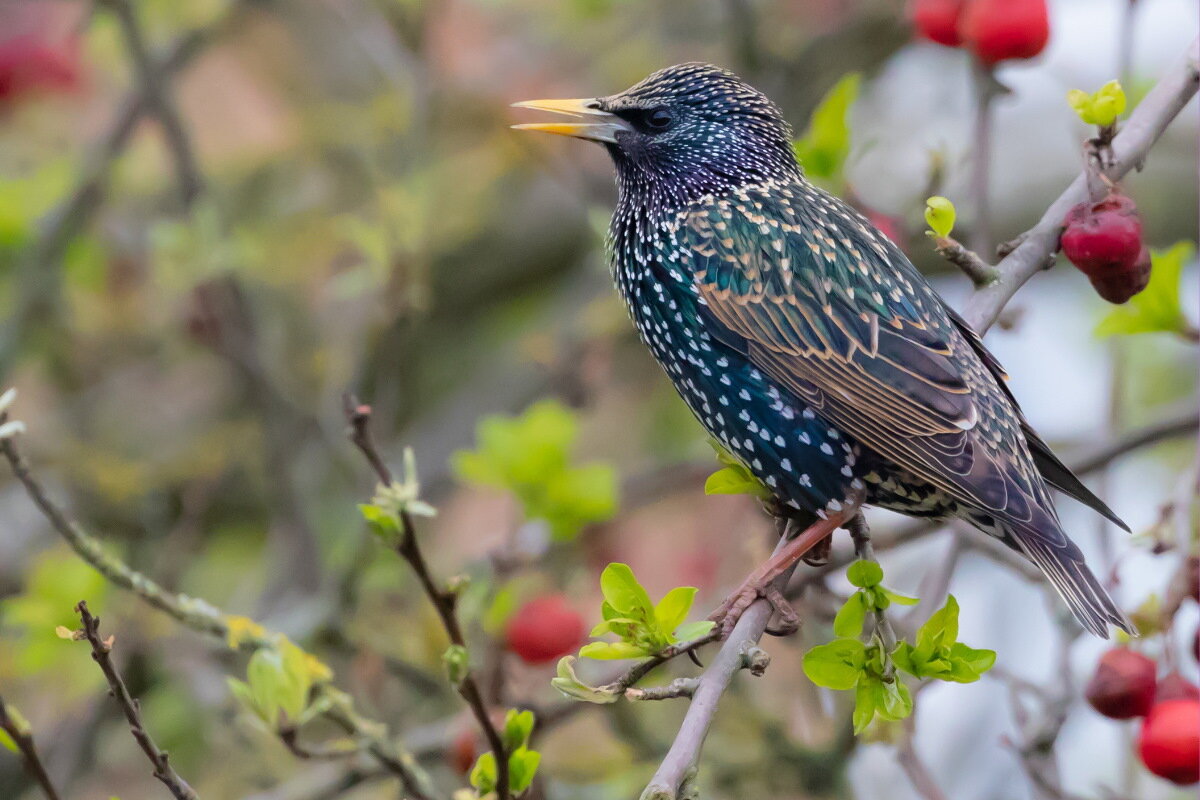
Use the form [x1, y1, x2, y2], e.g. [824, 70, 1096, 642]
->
[1060, 193, 1147, 303]
[1085, 648, 1157, 719]
[505, 594, 585, 665]
[960, 0, 1050, 65]
[909, 0, 965, 47]
[0, 34, 83, 104]
[449, 726, 477, 774]
[1138, 700, 1200, 785]
[1156, 673, 1200, 704]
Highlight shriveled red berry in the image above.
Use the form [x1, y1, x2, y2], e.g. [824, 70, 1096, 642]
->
[1061, 193, 1147, 303]
[909, 0, 965, 47]
[1089, 245, 1151, 304]
[1156, 672, 1200, 703]
[1085, 648, 1157, 719]
[505, 594, 585, 665]
[1138, 699, 1200, 785]
[960, 0, 1050, 65]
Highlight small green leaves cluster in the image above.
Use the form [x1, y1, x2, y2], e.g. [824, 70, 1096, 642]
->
[891, 597, 996, 682]
[1068, 80, 1126, 128]
[359, 448, 436, 546]
[704, 443, 771, 500]
[793, 72, 861, 187]
[453, 401, 617, 541]
[468, 710, 541, 798]
[1096, 242, 1196, 339]
[803, 560, 994, 733]
[924, 196, 956, 240]
[227, 637, 334, 731]
[831, 560, 918, 638]
[579, 563, 714, 660]
[550, 656, 621, 704]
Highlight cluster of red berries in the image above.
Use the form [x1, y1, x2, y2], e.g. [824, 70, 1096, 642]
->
[1086, 650, 1199, 785]
[1061, 191, 1150, 304]
[909, 0, 1049, 65]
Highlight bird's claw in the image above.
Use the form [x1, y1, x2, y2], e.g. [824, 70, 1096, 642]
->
[708, 581, 800, 639]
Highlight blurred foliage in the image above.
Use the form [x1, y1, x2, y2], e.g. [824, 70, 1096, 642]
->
[453, 401, 618, 541]
[793, 72, 860, 189]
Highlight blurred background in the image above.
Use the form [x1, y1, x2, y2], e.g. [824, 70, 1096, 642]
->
[0, 0, 1196, 798]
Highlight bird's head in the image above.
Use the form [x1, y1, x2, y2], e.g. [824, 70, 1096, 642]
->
[514, 63, 799, 204]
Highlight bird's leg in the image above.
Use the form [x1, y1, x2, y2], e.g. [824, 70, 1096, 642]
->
[708, 508, 852, 639]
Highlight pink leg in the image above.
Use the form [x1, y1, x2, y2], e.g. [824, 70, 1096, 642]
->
[708, 509, 851, 638]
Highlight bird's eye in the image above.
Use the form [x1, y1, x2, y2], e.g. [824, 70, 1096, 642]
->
[646, 108, 673, 130]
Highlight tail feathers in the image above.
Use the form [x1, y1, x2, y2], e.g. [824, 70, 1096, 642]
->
[1012, 529, 1136, 639]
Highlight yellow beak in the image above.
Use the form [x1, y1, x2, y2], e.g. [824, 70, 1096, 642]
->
[511, 98, 631, 144]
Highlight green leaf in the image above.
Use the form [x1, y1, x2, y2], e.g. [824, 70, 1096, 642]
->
[1068, 80, 1127, 127]
[802, 638, 867, 690]
[0, 729, 15, 753]
[654, 586, 697, 635]
[599, 563, 654, 618]
[876, 679, 913, 721]
[673, 620, 716, 642]
[469, 751, 498, 794]
[442, 644, 470, 685]
[793, 73, 861, 183]
[852, 677, 879, 733]
[704, 465, 771, 500]
[508, 746, 541, 795]
[833, 593, 868, 638]
[847, 560, 883, 588]
[880, 587, 919, 606]
[579, 641, 652, 660]
[1096, 242, 1194, 337]
[502, 709, 535, 752]
[550, 657, 621, 704]
[924, 196, 956, 239]
[915, 595, 960, 663]
[944, 642, 997, 683]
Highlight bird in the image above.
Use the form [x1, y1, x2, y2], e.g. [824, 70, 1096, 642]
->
[513, 63, 1134, 639]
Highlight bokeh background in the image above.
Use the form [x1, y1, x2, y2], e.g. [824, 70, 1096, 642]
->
[0, 0, 1197, 798]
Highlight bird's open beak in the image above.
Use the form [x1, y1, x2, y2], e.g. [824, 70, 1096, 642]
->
[511, 98, 631, 144]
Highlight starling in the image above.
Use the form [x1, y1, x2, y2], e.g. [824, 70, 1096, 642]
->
[514, 63, 1133, 638]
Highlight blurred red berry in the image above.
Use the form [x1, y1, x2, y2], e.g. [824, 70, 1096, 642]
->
[0, 33, 82, 104]
[1061, 193, 1147, 304]
[505, 594, 585, 665]
[449, 726, 477, 774]
[1138, 699, 1200, 785]
[1156, 672, 1200, 703]
[910, 0, 965, 47]
[960, 0, 1050, 66]
[866, 210, 904, 246]
[1085, 648, 1157, 719]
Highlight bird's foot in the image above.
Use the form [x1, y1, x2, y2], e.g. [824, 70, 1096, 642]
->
[708, 580, 800, 639]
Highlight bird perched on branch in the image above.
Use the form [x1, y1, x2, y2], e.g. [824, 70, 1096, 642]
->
[514, 63, 1133, 639]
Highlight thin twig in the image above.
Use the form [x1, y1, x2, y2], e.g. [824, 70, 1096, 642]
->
[0, 419, 438, 800]
[343, 395, 509, 800]
[0, 693, 62, 800]
[75, 601, 199, 800]
[963, 37, 1199, 333]
[969, 59, 1003, 256]
[98, 0, 204, 205]
[896, 715, 949, 800]
[932, 235, 1000, 287]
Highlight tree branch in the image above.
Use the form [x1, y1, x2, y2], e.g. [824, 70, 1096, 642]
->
[0, 694, 62, 800]
[0, 416, 437, 800]
[962, 37, 1199, 333]
[98, 0, 204, 205]
[639, 535, 797, 800]
[343, 396, 509, 800]
[75, 600, 199, 800]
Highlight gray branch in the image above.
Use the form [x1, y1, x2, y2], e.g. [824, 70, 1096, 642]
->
[961, 37, 1199, 334]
